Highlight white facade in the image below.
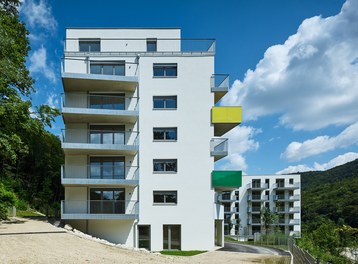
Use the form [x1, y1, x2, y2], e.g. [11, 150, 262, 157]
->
[221, 174, 301, 238]
[60, 28, 240, 251]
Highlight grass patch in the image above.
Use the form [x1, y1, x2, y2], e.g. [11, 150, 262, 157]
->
[16, 210, 44, 218]
[160, 250, 206, 256]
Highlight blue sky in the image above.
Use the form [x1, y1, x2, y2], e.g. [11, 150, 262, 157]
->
[19, 0, 358, 174]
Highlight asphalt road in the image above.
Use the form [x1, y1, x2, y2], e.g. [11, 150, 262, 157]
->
[220, 242, 291, 256]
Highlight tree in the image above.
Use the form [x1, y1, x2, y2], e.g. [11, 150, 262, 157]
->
[261, 207, 278, 235]
[0, 182, 16, 220]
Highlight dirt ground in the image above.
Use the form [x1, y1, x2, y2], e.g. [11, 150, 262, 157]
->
[0, 218, 285, 264]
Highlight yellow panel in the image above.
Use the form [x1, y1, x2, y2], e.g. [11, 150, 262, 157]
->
[212, 106, 242, 123]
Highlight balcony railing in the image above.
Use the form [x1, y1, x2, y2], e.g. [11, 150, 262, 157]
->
[273, 182, 300, 189]
[248, 195, 269, 201]
[219, 193, 239, 201]
[211, 74, 229, 90]
[61, 129, 139, 146]
[273, 195, 300, 201]
[247, 207, 262, 213]
[210, 138, 228, 160]
[64, 38, 216, 54]
[274, 207, 300, 213]
[248, 219, 261, 225]
[247, 183, 269, 190]
[61, 200, 138, 216]
[61, 165, 139, 181]
[61, 93, 139, 111]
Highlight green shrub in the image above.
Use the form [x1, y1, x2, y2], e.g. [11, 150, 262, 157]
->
[0, 183, 17, 220]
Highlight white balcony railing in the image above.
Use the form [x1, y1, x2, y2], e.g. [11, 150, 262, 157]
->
[273, 195, 300, 201]
[247, 183, 269, 189]
[248, 195, 269, 201]
[273, 182, 300, 189]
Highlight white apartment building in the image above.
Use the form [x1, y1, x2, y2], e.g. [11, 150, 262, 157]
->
[220, 174, 301, 238]
[60, 28, 242, 251]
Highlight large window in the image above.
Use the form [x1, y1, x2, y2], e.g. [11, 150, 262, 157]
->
[79, 40, 100, 52]
[138, 225, 151, 250]
[153, 63, 177, 77]
[153, 191, 177, 204]
[153, 159, 177, 172]
[163, 225, 181, 250]
[89, 93, 125, 110]
[153, 96, 177, 109]
[90, 188, 125, 214]
[146, 39, 157, 52]
[153, 128, 177, 141]
[90, 157, 125, 179]
[90, 62, 125, 76]
[89, 125, 125, 145]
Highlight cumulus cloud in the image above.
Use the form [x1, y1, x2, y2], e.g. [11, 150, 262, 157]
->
[281, 122, 358, 161]
[46, 92, 59, 108]
[29, 47, 56, 83]
[217, 126, 261, 171]
[20, 0, 57, 32]
[222, 0, 358, 131]
[276, 152, 358, 174]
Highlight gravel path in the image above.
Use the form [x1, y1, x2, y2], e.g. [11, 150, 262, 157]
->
[0, 218, 286, 264]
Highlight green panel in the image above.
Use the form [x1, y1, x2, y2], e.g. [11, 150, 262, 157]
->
[212, 171, 242, 188]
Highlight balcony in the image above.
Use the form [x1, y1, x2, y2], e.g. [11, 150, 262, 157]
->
[274, 207, 300, 214]
[61, 129, 139, 155]
[61, 93, 138, 123]
[278, 219, 300, 225]
[273, 195, 300, 201]
[211, 106, 242, 136]
[247, 219, 261, 225]
[247, 207, 262, 214]
[61, 165, 139, 186]
[219, 194, 239, 202]
[210, 138, 228, 161]
[247, 183, 269, 190]
[211, 74, 229, 103]
[247, 195, 269, 201]
[64, 38, 216, 56]
[273, 182, 300, 190]
[61, 200, 138, 220]
[61, 58, 138, 92]
[212, 171, 242, 191]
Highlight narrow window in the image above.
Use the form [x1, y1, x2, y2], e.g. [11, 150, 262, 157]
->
[153, 128, 177, 141]
[79, 40, 100, 52]
[153, 96, 177, 109]
[153, 63, 177, 77]
[153, 191, 177, 204]
[146, 39, 157, 52]
[153, 159, 177, 172]
[289, 178, 294, 184]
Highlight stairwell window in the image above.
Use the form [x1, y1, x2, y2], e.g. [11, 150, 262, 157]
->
[153, 159, 177, 173]
[153, 128, 177, 141]
[153, 63, 177, 77]
[153, 191, 177, 204]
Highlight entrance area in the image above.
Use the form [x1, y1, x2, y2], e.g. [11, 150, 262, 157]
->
[163, 225, 181, 250]
[138, 225, 151, 250]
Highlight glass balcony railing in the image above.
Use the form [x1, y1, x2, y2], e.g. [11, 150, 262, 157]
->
[61, 94, 139, 111]
[61, 200, 138, 215]
[247, 183, 269, 189]
[61, 129, 139, 146]
[61, 165, 139, 181]
[211, 74, 229, 90]
[64, 38, 216, 54]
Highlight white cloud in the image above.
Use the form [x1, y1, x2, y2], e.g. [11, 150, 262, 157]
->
[281, 122, 358, 161]
[276, 152, 358, 174]
[222, 0, 358, 131]
[20, 0, 57, 32]
[46, 92, 59, 108]
[29, 46, 56, 83]
[217, 126, 261, 171]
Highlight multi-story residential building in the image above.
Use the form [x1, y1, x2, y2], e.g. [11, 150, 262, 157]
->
[60, 28, 242, 251]
[220, 174, 301, 237]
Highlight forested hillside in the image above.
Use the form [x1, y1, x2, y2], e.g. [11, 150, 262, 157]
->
[297, 159, 358, 263]
[0, 0, 63, 219]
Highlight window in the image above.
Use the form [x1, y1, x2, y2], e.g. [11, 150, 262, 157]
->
[89, 188, 125, 214]
[138, 226, 151, 250]
[90, 157, 125, 179]
[163, 225, 181, 250]
[289, 178, 294, 184]
[153, 159, 177, 172]
[146, 39, 157, 52]
[153, 128, 177, 141]
[89, 93, 125, 110]
[153, 191, 177, 204]
[89, 125, 125, 145]
[90, 62, 125, 76]
[153, 63, 177, 77]
[153, 96, 177, 109]
[79, 40, 100, 52]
